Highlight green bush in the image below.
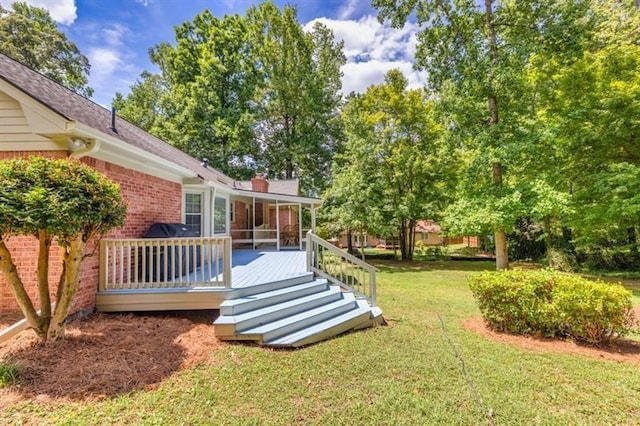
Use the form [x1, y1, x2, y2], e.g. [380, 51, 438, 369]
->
[0, 361, 19, 387]
[469, 270, 637, 345]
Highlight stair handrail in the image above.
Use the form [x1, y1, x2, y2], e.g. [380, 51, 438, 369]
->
[306, 231, 377, 307]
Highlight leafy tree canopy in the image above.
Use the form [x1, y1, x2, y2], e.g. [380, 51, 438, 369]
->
[115, 1, 345, 194]
[0, 157, 125, 341]
[0, 2, 93, 97]
[326, 70, 455, 261]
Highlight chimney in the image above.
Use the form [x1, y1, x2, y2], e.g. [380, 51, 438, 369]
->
[251, 174, 269, 193]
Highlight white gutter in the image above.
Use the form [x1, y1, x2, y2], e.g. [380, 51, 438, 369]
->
[229, 188, 323, 206]
[67, 122, 198, 179]
[69, 138, 101, 159]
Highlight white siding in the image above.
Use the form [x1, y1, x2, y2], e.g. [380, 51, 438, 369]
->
[0, 90, 53, 145]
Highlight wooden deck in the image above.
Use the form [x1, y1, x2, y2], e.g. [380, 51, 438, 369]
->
[96, 250, 308, 312]
[229, 250, 307, 288]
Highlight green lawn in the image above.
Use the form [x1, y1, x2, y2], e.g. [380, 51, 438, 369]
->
[2, 260, 640, 425]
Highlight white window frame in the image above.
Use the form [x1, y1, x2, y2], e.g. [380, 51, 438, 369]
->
[183, 191, 204, 236]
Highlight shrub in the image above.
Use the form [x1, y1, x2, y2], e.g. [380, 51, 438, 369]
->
[468, 270, 557, 335]
[469, 270, 637, 345]
[0, 361, 19, 387]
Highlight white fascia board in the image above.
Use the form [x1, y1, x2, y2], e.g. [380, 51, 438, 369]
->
[68, 122, 198, 181]
[230, 188, 323, 206]
[211, 184, 233, 197]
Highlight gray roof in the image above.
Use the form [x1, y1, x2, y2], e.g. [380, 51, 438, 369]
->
[0, 53, 234, 187]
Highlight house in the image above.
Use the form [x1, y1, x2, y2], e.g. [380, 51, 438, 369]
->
[0, 53, 382, 347]
[414, 220, 443, 246]
[336, 220, 443, 249]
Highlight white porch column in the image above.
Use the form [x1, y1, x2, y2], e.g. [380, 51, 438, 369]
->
[276, 200, 280, 251]
[298, 202, 303, 250]
[252, 196, 256, 250]
[311, 206, 316, 233]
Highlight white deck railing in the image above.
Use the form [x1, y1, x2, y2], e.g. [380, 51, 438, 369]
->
[306, 232, 377, 306]
[99, 237, 232, 291]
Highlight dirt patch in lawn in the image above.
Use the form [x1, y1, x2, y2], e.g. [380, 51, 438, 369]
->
[463, 307, 640, 366]
[0, 311, 222, 409]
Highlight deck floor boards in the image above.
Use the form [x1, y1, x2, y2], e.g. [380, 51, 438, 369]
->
[230, 250, 307, 288]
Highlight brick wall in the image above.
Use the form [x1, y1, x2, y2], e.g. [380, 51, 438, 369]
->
[0, 151, 182, 315]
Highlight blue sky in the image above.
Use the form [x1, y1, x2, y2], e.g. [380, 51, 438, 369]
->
[21, 0, 426, 107]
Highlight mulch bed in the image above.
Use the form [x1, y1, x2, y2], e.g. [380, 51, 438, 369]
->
[463, 306, 640, 366]
[0, 311, 223, 409]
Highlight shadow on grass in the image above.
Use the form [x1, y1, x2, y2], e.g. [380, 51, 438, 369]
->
[0, 311, 220, 402]
[371, 259, 496, 274]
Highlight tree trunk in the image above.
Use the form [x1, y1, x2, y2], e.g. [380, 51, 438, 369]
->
[37, 230, 52, 329]
[0, 238, 47, 340]
[47, 235, 85, 341]
[399, 220, 415, 261]
[285, 159, 294, 179]
[494, 231, 509, 270]
[485, 0, 508, 270]
[346, 229, 354, 255]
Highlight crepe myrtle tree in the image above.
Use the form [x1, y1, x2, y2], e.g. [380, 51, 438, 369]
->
[0, 157, 126, 342]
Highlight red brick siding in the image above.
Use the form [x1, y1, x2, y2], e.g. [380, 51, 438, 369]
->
[0, 151, 182, 314]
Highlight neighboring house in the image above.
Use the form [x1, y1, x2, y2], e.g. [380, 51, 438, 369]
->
[0, 53, 322, 317]
[336, 220, 443, 249]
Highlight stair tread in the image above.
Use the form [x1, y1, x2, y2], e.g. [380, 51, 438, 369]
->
[214, 286, 342, 325]
[229, 273, 315, 297]
[264, 307, 371, 346]
[220, 280, 328, 307]
[238, 293, 357, 335]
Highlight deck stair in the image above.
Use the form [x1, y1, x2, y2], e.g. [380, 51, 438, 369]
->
[214, 273, 382, 348]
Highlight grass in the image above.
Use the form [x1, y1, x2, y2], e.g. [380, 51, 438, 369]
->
[2, 260, 640, 424]
[0, 362, 18, 388]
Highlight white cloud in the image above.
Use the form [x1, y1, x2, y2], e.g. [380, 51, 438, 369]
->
[135, 0, 153, 6]
[304, 15, 425, 95]
[102, 23, 129, 47]
[88, 47, 122, 80]
[337, 0, 359, 20]
[341, 60, 427, 95]
[22, 0, 77, 25]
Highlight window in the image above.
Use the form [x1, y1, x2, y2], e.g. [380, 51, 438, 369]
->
[184, 193, 202, 236]
[230, 200, 235, 223]
[213, 196, 227, 234]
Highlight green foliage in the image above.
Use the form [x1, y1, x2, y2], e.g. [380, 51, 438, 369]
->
[577, 246, 640, 272]
[116, 11, 258, 179]
[246, 2, 346, 193]
[0, 156, 126, 341]
[0, 2, 93, 97]
[375, 0, 595, 268]
[0, 361, 19, 387]
[469, 270, 637, 345]
[544, 247, 576, 272]
[115, 2, 345, 193]
[0, 157, 126, 242]
[325, 70, 455, 261]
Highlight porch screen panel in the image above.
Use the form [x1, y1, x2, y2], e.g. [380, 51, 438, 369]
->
[214, 196, 227, 234]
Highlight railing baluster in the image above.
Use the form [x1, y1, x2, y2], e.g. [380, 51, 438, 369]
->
[99, 237, 231, 292]
[305, 231, 377, 307]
